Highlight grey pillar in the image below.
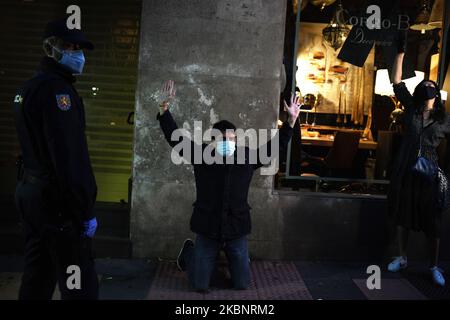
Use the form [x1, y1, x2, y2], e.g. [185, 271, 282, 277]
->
[131, 0, 287, 258]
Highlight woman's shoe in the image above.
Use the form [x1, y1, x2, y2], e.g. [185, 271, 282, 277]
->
[430, 266, 445, 287]
[388, 256, 408, 272]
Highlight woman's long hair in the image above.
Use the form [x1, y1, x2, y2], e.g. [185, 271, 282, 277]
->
[413, 79, 446, 123]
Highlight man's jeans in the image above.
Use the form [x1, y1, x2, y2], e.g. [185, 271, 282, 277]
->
[185, 234, 250, 291]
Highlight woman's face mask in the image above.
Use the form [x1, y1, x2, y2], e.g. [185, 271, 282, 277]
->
[416, 84, 437, 101]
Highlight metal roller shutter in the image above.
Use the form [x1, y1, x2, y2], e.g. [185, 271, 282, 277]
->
[0, 0, 141, 202]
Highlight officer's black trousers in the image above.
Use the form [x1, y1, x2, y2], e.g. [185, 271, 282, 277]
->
[15, 180, 99, 300]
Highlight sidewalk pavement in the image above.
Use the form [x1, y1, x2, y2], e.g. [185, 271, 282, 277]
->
[0, 255, 449, 300]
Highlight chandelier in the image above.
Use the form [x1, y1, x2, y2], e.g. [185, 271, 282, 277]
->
[322, 1, 349, 51]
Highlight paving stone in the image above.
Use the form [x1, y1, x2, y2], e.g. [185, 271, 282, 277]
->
[353, 278, 427, 300]
[147, 261, 312, 300]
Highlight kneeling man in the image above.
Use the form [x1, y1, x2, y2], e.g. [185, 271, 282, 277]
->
[157, 80, 300, 292]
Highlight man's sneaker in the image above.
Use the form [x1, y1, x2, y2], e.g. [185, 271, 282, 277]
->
[388, 256, 408, 272]
[177, 239, 194, 272]
[430, 266, 445, 287]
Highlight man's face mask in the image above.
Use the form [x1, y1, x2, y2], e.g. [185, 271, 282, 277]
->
[54, 47, 85, 75]
[216, 140, 236, 157]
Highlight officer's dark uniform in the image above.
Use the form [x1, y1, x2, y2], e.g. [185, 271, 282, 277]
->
[12, 19, 98, 300]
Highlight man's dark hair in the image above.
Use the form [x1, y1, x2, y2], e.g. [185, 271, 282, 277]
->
[212, 120, 236, 132]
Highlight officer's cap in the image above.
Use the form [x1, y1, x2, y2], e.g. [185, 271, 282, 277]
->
[43, 17, 94, 50]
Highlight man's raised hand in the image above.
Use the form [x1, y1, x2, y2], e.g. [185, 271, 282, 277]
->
[159, 80, 176, 115]
[284, 93, 301, 128]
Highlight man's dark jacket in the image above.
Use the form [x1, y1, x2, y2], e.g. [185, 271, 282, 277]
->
[158, 111, 293, 240]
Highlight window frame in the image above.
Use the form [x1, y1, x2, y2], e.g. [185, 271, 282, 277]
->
[279, 0, 449, 197]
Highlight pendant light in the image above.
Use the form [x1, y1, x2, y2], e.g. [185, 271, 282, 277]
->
[410, 0, 435, 34]
[322, 1, 349, 51]
[428, 0, 444, 29]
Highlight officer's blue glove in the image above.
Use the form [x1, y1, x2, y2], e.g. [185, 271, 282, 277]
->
[83, 217, 98, 238]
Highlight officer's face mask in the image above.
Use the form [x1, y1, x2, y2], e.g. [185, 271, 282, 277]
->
[216, 140, 236, 157]
[54, 47, 85, 75]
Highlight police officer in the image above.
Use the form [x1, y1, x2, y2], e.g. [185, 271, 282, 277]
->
[13, 18, 99, 300]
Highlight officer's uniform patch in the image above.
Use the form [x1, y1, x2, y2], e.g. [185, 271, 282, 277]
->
[56, 94, 72, 111]
[14, 95, 23, 104]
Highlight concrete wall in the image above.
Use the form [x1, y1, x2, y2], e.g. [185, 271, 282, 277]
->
[131, 0, 450, 261]
[276, 192, 450, 261]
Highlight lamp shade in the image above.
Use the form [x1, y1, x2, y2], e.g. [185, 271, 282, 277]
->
[410, 0, 435, 33]
[429, 0, 444, 28]
[441, 90, 448, 101]
[404, 71, 425, 92]
[375, 69, 425, 96]
[374, 69, 393, 96]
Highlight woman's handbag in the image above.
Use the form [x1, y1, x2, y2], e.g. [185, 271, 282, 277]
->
[410, 118, 449, 211]
[411, 118, 438, 179]
[412, 155, 438, 178]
